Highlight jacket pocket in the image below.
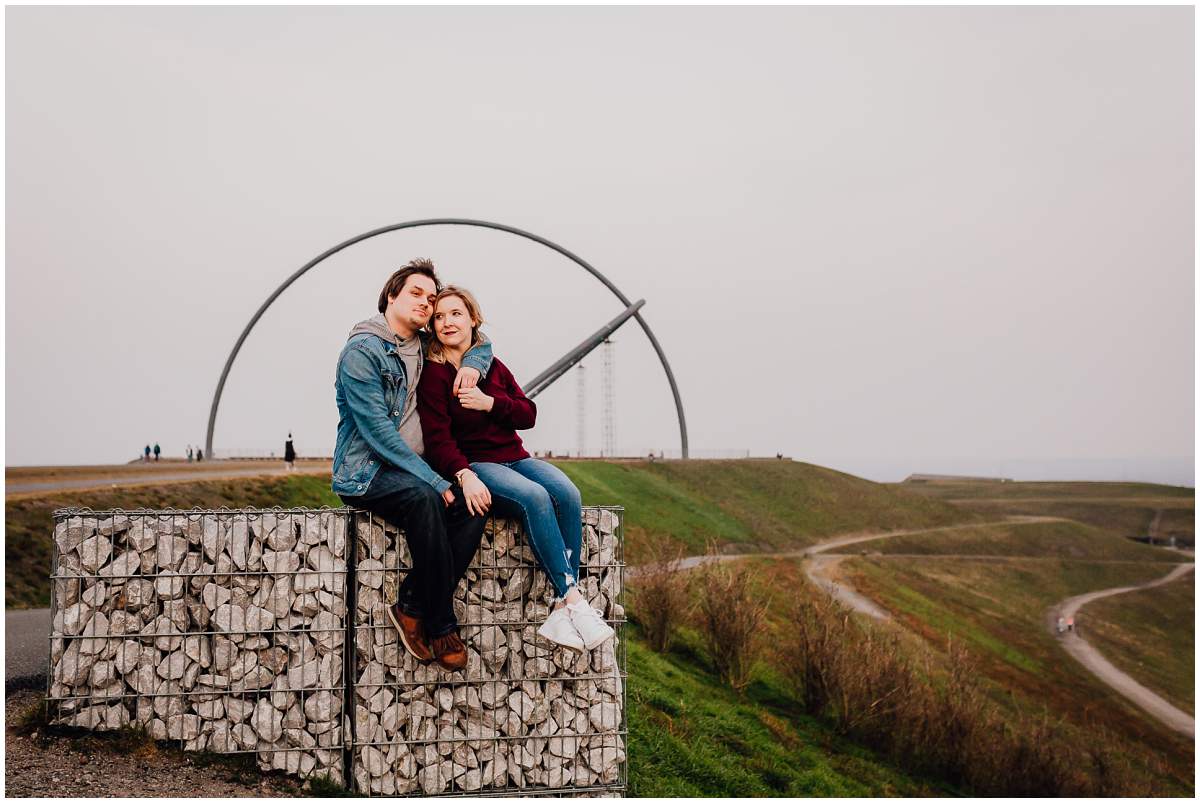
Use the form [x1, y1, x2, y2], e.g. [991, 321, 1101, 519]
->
[381, 370, 404, 413]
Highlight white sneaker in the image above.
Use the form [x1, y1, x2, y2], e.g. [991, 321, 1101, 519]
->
[537, 606, 585, 653]
[567, 600, 615, 650]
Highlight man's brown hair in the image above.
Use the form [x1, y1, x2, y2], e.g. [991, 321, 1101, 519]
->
[377, 258, 442, 313]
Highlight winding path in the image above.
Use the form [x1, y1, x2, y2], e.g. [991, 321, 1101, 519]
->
[629, 514, 1196, 738]
[1048, 563, 1195, 737]
[800, 515, 1062, 620]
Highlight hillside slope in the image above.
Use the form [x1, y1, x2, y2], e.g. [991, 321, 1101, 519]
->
[553, 460, 980, 560]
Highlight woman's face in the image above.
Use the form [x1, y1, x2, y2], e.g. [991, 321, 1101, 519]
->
[432, 295, 474, 349]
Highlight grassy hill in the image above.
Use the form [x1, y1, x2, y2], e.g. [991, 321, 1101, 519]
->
[826, 518, 1181, 563]
[899, 479, 1195, 545]
[553, 459, 980, 561]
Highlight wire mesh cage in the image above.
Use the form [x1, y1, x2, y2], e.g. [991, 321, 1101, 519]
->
[350, 507, 627, 796]
[46, 508, 349, 784]
[45, 505, 626, 796]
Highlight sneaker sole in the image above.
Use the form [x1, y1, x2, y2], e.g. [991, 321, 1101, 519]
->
[386, 605, 432, 664]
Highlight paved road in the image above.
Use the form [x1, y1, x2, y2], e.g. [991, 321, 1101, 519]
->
[5, 608, 50, 689]
[1049, 563, 1195, 737]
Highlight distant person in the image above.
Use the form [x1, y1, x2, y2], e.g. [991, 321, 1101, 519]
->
[196, 447, 203, 462]
[1056, 616, 1066, 634]
[187, 445, 194, 463]
[333, 258, 493, 672]
[284, 433, 296, 472]
[153, 442, 161, 462]
[144, 444, 151, 462]
[1066, 615, 1075, 633]
[417, 285, 614, 654]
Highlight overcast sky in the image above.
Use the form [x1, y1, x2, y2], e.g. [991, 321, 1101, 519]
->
[6, 6, 1194, 485]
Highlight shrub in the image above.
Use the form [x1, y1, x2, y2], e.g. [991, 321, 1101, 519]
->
[694, 545, 768, 690]
[631, 540, 689, 653]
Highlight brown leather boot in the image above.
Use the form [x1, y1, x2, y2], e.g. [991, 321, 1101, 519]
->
[386, 602, 433, 663]
[430, 631, 468, 671]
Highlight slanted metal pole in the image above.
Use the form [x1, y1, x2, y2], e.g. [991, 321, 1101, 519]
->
[523, 300, 645, 399]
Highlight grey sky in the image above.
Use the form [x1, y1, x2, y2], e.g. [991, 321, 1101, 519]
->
[6, 6, 1194, 485]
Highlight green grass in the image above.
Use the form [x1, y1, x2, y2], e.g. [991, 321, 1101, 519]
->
[1083, 573, 1195, 714]
[826, 519, 1181, 563]
[554, 460, 980, 561]
[5, 474, 340, 607]
[626, 623, 948, 796]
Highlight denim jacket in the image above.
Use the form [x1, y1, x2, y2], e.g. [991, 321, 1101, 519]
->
[332, 326, 492, 497]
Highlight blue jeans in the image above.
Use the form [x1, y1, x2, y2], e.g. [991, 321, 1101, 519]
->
[470, 458, 582, 599]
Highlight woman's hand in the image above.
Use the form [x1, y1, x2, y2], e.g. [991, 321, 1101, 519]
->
[453, 366, 481, 395]
[459, 471, 492, 516]
[457, 386, 494, 412]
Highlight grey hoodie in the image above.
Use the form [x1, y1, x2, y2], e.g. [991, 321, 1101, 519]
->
[348, 314, 427, 455]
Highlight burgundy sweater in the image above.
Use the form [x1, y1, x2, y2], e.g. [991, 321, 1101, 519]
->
[416, 356, 535, 480]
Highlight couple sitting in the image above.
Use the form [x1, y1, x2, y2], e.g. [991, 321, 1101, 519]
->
[332, 258, 614, 672]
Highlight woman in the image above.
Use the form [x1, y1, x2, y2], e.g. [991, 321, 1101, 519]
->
[416, 286, 615, 653]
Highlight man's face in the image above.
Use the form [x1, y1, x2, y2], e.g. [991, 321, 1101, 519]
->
[388, 274, 438, 330]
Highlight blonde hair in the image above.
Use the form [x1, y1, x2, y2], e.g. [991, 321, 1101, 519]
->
[427, 285, 485, 365]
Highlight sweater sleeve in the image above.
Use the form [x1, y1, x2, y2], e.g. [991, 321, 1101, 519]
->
[488, 361, 537, 430]
[416, 363, 472, 479]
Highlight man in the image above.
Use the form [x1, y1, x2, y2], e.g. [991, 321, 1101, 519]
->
[333, 258, 492, 671]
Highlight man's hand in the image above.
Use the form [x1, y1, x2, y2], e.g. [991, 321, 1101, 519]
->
[457, 386, 494, 412]
[441, 488, 455, 507]
[460, 471, 492, 516]
[453, 366, 481, 395]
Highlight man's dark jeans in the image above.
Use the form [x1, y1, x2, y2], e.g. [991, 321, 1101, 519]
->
[341, 466, 485, 638]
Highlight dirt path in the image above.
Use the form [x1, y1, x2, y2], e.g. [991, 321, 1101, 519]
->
[6, 465, 331, 497]
[800, 516, 1063, 619]
[628, 516, 1062, 620]
[1048, 563, 1195, 737]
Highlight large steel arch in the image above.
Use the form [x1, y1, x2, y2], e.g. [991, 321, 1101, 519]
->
[205, 218, 689, 458]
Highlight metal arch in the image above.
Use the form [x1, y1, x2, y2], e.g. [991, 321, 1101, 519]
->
[205, 218, 689, 458]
